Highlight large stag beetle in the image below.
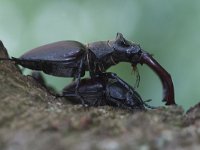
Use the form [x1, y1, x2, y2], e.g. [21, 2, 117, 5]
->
[0, 33, 175, 106]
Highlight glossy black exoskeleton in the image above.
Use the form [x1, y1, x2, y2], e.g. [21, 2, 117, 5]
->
[63, 72, 153, 110]
[0, 33, 175, 105]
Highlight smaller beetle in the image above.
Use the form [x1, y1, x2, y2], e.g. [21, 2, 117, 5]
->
[63, 72, 154, 109]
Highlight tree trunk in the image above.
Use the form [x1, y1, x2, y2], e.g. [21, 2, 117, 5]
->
[0, 41, 200, 150]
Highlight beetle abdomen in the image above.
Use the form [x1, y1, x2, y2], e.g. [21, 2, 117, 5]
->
[12, 57, 85, 77]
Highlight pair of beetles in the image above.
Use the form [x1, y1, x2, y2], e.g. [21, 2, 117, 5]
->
[0, 33, 175, 110]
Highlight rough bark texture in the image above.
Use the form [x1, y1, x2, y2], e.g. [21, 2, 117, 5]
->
[0, 41, 200, 150]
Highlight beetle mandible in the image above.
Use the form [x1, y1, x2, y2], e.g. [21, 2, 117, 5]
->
[0, 33, 175, 105]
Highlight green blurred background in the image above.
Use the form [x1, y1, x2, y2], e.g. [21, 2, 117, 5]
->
[0, 0, 199, 110]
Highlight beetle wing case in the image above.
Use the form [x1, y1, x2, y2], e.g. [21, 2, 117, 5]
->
[16, 41, 87, 77]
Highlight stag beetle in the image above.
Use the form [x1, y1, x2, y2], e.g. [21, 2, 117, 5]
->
[0, 33, 175, 105]
[63, 73, 155, 109]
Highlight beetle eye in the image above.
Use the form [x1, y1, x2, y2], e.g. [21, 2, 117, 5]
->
[126, 49, 133, 54]
[127, 45, 141, 55]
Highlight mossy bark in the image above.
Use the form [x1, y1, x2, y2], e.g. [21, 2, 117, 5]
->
[0, 41, 200, 150]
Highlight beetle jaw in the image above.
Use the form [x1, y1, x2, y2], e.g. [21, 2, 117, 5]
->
[136, 52, 176, 105]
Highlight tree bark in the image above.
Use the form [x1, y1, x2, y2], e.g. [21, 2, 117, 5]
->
[0, 41, 200, 150]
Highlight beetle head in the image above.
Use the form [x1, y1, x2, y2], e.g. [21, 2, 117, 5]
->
[113, 33, 142, 64]
[112, 33, 175, 105]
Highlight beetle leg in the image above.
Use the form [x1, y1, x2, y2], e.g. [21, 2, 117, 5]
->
[132, 65, 140, 88]
[74, 58, 87, 107]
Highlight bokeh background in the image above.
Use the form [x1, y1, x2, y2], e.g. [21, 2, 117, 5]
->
[0, 0, 199, 110]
